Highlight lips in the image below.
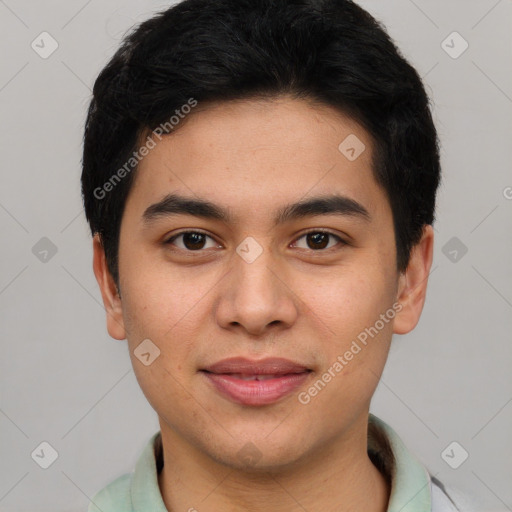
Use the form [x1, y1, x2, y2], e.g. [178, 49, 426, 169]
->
[226, 374, 285, 381]
[200, 357, 312, 406]
[202, 356, 310, 375]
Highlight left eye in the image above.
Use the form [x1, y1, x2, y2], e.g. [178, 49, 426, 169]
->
[292, 231, 344, 250]
[165, 231, 219, 251]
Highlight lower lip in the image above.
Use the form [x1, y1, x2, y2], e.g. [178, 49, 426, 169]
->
[201, 371, 311, 406]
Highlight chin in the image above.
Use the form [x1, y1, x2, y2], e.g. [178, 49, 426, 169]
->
[208, 436, 311, 474]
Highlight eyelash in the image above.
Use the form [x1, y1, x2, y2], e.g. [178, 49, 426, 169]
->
[163, 229, 347, 253]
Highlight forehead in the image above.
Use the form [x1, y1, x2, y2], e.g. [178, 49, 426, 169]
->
[124, 97, 390, 225]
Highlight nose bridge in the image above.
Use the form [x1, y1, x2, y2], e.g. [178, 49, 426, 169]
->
[233, 241, 281, 310]
[238, 251, 276, 298]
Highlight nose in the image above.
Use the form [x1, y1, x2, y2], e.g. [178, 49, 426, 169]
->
[214, 245, 299, 337]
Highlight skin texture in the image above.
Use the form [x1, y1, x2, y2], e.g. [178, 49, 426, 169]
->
[93, 97, 434, 512]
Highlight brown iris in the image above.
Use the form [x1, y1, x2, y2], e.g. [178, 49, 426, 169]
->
[306, 232, 330, 250]
[182, 232, 207, 250]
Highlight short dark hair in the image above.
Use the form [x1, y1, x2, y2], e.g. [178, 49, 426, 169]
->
[81, 0, 441, 287]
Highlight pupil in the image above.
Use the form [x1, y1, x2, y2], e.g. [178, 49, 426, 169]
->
[184, 233, 205, 250]
[308, 232, 328, 249]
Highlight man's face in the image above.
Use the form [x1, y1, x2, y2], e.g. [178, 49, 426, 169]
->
[105, 97, 405, 468]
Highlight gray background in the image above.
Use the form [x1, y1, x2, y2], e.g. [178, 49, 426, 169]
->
[0, 1, 511, 510]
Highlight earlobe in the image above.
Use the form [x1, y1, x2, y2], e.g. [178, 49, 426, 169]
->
[393, 225, 434, 335]
[92, 234, 127, 340]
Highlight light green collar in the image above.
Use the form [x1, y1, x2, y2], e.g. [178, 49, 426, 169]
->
[129, 430, 168, 511]
[369, 414, 432, 512]
[128, 414, 432, 511]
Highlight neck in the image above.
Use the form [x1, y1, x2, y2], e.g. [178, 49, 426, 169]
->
[157, 415, 390, 512]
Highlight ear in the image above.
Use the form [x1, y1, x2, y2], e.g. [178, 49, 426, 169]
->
[393, 225, 434, 335]
[92, 234, 126, 340]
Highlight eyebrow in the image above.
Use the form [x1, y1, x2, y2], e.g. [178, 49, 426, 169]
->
[142, 193, 371, 226]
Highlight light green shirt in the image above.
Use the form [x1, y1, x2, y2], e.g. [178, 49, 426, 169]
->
[87, 414, 461, 512]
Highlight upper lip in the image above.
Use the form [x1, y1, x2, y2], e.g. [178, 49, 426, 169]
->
[202, 357, 311, 375]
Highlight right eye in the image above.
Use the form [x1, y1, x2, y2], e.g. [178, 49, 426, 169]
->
[164, 231, 221, 251]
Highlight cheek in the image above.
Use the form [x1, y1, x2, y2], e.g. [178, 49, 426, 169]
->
[302, 267, 396, 340]
[121, 284, 195, 356]
[295, 273, 395, 423]
[119, 250, 211, 338]
[119, 277, 203, 413]
[118, 264, 224, 386]
[297, 266, 397, 406]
